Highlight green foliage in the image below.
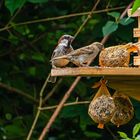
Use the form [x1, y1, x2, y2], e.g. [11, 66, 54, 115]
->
[102, 21, 118, 36]
[0, 0, 140, 139]
[133, 123, 140, 138]
[119, 18, 134, 26]
[107, 12, 120, 20]
[5, 0, 48, 15]
[5, 0, 26, 15]
[118, 131, 129, 139]
[102, 11, 134, 36]
[118, 123, 140, 140]
[28, 0, 48, 3]
[132, 0, 140, 14]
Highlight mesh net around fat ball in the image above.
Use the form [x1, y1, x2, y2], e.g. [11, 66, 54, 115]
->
[111, 91, 134, 127]
[88, 79, 115, 129]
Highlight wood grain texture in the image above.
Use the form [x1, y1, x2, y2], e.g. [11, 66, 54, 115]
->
[105, 76, 140, 101]
[133, 28, 140, 38]
[51, 67, 140, 76]
[51, 67, 140, 100]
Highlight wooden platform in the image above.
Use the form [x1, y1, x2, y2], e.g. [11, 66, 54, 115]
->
[51, 67, 140, 76]
[51, 67, 140, 101]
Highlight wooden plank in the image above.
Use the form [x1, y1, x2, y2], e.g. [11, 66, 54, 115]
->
[51, 67, 140, 77]
[134, 56, 140, 65]
[138, 17, 140, 42]
[51, 68, 140, 101]
[133, 28, 140, 38]
[106, 79, 140, 101]
[128, 8, 140, 17]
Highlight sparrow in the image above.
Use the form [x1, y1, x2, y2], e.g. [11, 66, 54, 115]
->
[51, 42, 104, 67]
[48, 34, 74, 83]
[99, 43, 139, 67]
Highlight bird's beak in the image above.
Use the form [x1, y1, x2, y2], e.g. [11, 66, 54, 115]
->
[71, 36, 74, 42]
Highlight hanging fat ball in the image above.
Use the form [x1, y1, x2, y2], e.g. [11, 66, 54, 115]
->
[111, 91, 134, 127]
[99, 43, 139, 67]
[48, 35, 74, 83]
[88, 79, 115, 129]
[89, 95, 115, 129]
[51, 42, 104, 67]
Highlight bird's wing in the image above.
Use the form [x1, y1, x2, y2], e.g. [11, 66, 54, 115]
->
[68, 45, 95, 56]
[51, 49, 57, 59]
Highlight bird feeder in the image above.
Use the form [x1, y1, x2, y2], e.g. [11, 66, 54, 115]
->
[51, 7, 140, 101]
[128, 7, 140, 66]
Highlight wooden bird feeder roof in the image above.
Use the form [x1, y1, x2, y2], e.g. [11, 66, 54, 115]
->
[51, 67, 140, 101]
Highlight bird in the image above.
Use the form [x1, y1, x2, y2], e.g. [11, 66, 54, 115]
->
[51, 34, 74, 68]
[51, 42, 104, 67]
[48, 34, 74, 83]
[99, 43, 139, 67]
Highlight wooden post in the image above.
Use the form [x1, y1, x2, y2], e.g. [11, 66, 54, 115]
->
[128, 8, 140, 66]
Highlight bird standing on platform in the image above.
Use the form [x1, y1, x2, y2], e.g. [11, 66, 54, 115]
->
[99, 43, 139, 67]
[51, 42, 104, 67]
[48, 34, 74, 83]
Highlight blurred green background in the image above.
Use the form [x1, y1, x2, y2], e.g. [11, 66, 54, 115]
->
[0, 0, 140, 139]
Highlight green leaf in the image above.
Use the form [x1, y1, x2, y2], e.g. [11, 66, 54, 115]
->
[107, 12, 120, 19]
[27, 67, 36, 76]
[84, 131, 101, 138]
[27, 0, 48, 3]
[5, 125, 24, 136]
[118, 131, 128, 139]
[60, 105, 86, 118]
[5, 113, 12, 120]
[119, 18, 134, 26]
[135, 135, 140, 140]
[133, 123, 140, 138]
[5, 0, 26, 15]
[102, 21, 118, 36]
[132, 0, 140, 14]
[19, 53, 26, 60]
[32, 53, 45, 62]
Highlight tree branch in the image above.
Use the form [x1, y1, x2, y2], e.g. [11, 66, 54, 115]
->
[0, 82, 38, 104]
[26, 74, 50, 140]
[40, 101, 90, 110]
[42, 78, 63, 104]
[38, 0, 101, 139]
[0, 6, 125, 32]
[38, 1, 133, 139]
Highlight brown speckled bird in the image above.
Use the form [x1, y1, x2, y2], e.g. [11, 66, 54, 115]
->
[99, 43, 139, 67]
[111, 91, 134, 127]
[48, 35, 74, 83]
[51, 42, 104, 67]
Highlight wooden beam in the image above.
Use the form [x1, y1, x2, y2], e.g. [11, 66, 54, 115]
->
[51, 67, 140, 77]
[51, 67, 140, 101]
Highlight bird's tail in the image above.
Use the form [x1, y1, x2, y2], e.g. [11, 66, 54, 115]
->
[50, 55, 69, 61]
[48, 75, 57, 83]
